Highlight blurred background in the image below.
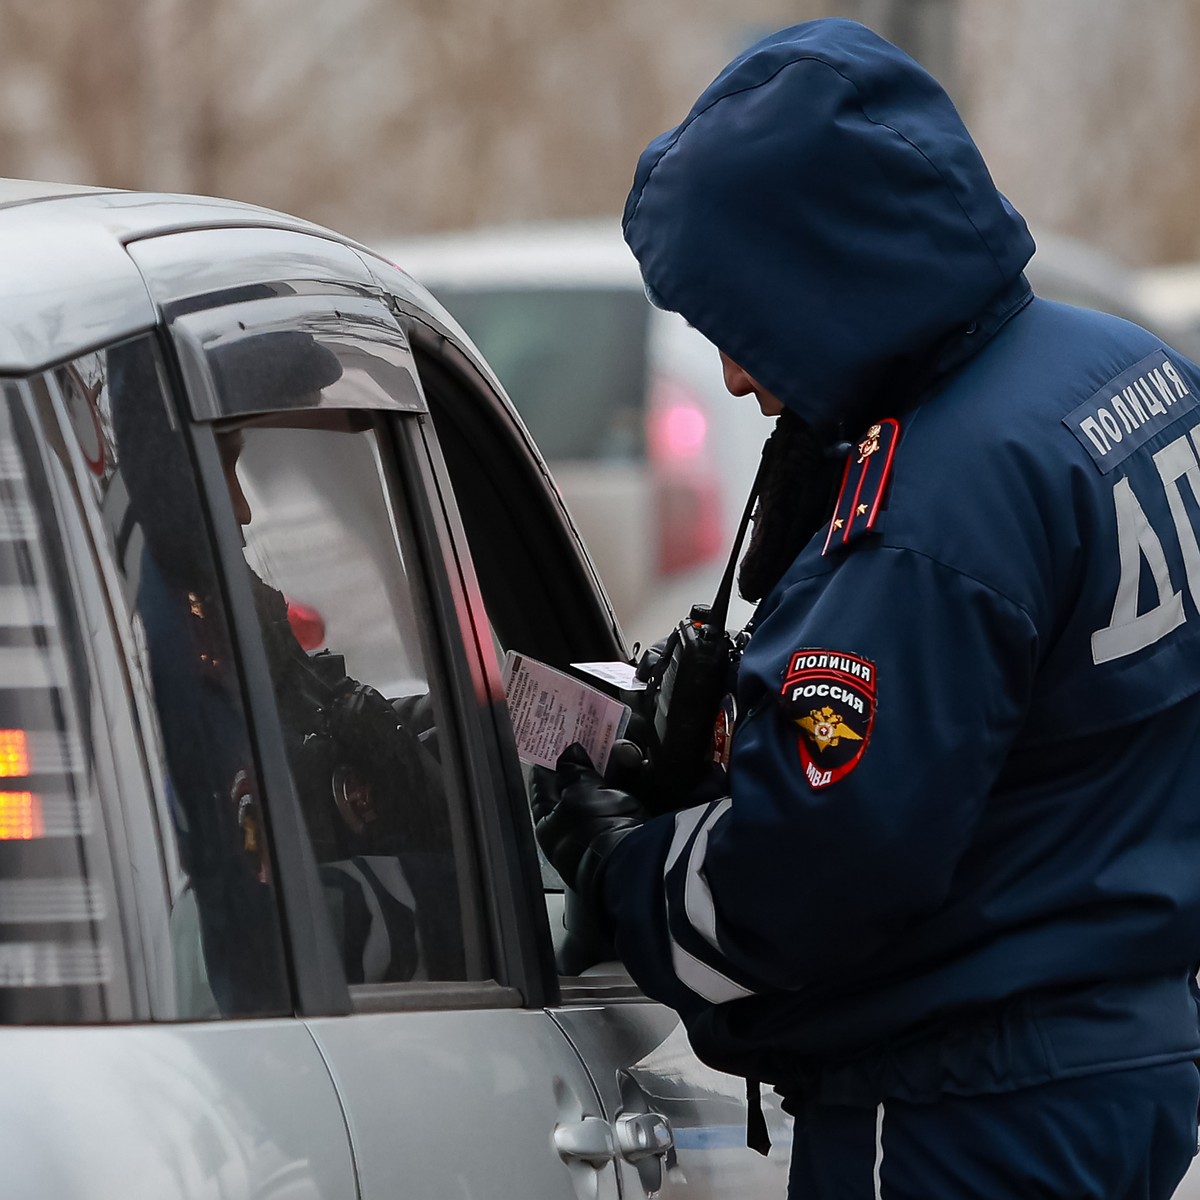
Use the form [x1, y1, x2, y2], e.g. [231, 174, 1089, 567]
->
[6, 0, 1200, 260]
[7, 0, 1200, 645]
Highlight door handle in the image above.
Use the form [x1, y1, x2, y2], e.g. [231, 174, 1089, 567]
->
[614, 1112, 674, 1164]
[554, 1116, 616, 1168]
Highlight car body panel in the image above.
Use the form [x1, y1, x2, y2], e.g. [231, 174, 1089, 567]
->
[308, 1008, 620, 1200]
[0, 210, 158, 373]
[549, 1000, 793, 1199]
[0, 1023, 357, 1199]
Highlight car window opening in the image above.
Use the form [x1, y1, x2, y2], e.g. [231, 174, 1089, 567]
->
[214, 413, 479, 989]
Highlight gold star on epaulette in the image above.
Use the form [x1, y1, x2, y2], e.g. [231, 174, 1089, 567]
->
[832, 518, 844, 530]
[856, 504, 868, 515]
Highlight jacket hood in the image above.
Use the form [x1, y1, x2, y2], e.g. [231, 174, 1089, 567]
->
[622, 19, 1035, 435]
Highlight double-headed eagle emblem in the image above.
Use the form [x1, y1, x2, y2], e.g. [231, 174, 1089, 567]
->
[856, 424, 883, 464]
[795, 705, 863, 752]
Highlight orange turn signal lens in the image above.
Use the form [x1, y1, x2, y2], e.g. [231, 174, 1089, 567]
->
[0, 730, 30, 778]
[0, 791, 43, 840]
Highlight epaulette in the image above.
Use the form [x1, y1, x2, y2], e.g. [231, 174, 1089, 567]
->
[821, 418, 901, 555]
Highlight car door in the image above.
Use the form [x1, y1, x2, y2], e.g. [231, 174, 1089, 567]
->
[129, 225, 623, 1200]
[369, 266, 795, 1199]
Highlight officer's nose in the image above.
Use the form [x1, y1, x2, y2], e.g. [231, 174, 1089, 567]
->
[719, 351, 756, 397]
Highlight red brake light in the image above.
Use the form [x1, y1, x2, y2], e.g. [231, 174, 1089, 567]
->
[648, 376, 724, 574]
[650, 398, 708, 461]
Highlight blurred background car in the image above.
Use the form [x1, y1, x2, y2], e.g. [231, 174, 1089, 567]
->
[1135, 258, 1200, 360]
[1028, 229, 1200, 363]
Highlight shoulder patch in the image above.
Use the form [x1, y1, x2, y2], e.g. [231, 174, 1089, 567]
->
[779, 649, 876, 790]
[822, 418, 900, 555]
[1062, 351, 1196, 474]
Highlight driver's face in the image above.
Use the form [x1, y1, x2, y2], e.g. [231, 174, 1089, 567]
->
[218, 431, 253, 527]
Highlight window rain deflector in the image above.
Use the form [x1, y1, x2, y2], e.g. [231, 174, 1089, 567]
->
[171, 295, 426, 421]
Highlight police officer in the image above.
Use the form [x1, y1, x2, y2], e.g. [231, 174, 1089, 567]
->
[532, 19, 1200, 1199]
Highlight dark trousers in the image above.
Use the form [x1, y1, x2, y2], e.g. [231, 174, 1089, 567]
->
[786, 1062, 1199, 1199]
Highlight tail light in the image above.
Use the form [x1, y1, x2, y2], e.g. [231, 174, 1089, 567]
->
[0, 787, 42, 840]
[0, 390, 110, 1007]
[647, 375, 723, 574]
[0, 728, 31, 777]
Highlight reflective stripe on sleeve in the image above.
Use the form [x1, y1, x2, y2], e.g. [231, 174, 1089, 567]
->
[669, 939, 755, 1004]
[683, 797, 732, 951]
[663, 800, 755, 1004]
[665, 804, 709, 871]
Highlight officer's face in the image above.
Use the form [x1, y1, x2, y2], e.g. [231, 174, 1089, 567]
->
[718, 352, 785, 416]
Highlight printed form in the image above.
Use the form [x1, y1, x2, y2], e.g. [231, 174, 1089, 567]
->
[502, 651, 630, 772]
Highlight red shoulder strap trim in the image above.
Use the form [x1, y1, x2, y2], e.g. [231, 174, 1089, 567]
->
[821, 418, 901, 555]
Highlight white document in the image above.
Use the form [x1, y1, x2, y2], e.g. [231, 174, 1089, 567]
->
[502, 651, 631, 772]
[570, 660, 647, 692]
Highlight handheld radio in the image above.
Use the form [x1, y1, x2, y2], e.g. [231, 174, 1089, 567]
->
[632, 455, 765, 814]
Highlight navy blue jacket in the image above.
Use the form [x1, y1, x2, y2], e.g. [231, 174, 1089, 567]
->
[606, 19, 1200, 1101]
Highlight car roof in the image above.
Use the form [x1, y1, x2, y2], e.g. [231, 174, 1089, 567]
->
[0, 178, 443, 375]
[0, 178, 117, 207]
[0, 175, 338, 228]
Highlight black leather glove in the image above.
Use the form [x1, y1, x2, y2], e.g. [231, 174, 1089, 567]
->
[530, 742, 642, 910]
[601, 736, 652, 793]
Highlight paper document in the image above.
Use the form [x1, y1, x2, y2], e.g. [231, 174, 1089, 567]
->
[570, 660, 647, 692]
[502, 652, 631, 772]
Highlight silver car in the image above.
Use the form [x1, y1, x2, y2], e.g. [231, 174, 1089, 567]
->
[0, 180, 791, 1198]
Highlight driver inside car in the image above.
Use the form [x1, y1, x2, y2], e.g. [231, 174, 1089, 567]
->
[213, 340, 451, 986]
